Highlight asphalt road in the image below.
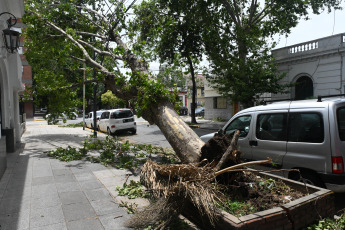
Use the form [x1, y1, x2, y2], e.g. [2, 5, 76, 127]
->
[119, 123, 214, 147]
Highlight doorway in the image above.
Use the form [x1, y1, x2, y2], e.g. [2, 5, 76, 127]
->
[295, 76, 313, 100]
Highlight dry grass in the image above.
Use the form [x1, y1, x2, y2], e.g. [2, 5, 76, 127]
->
[125, 160, 223, 229]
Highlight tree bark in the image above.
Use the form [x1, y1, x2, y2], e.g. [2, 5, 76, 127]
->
[146, 101, 203, 163]
[187, 56, 197, 124]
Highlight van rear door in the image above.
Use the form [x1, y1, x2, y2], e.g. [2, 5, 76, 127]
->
[283, 109, 329, 173]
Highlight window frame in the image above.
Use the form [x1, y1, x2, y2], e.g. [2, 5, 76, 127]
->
[337, 107, 345, 141]
[287, 112, 324, 143]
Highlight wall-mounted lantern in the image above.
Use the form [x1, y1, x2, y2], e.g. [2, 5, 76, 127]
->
[1, 12, 20, 53]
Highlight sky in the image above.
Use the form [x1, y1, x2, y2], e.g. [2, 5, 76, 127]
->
[147, 2, 345, 72]
[274, 3, 345, 48]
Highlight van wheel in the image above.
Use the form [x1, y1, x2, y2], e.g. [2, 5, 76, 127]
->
[291, 171, 325, 188]
[107, 128, 112, 135]
[130, 129, 136, 135]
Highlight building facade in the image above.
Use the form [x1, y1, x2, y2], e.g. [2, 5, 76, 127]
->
[272, 33, 345, 100]
[203, 76, 235, 121]
[0, 0, 25, 179]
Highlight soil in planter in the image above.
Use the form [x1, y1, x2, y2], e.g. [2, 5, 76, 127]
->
[216, 172, 305, 217]
[201, 133, 305, 217]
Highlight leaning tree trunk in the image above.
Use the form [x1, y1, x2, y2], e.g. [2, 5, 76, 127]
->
[110, 34, 204, 163]
[146, 101, 204, 163]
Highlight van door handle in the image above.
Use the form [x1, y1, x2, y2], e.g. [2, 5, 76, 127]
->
[249, 140, 258, 146]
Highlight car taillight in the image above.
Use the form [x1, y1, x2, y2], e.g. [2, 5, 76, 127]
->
[332, 156, 344, 173]
[134, 122, 136, 126]
[111, 125, 115, 129]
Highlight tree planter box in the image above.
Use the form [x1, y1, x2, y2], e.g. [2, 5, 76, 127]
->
[182, 172, 335, 230]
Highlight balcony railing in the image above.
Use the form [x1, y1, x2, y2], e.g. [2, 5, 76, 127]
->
[289, 42, 318, 54]
[273, 33, 345, 62]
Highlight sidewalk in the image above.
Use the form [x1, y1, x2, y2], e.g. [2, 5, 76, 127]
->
[180, 116, 227, 131]
[0, 122, 144, 230]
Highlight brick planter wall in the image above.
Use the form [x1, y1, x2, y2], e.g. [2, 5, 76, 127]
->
[182, 172, 335, 230]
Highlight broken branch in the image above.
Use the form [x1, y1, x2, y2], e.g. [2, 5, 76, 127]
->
[215, 158, 272, 176]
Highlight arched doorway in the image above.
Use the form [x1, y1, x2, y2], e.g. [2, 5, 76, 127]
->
[295, 76, 313, 100]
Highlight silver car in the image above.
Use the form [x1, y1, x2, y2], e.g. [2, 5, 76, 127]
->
[201, 96, 345, 192]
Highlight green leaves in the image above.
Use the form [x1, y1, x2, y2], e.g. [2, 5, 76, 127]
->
[116, 180, 151, 199]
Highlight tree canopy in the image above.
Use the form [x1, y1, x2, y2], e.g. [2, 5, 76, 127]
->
[133, 0, 343, 107]
[23, 0, 204, 163]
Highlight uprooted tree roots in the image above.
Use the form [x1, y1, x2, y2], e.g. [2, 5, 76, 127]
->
[125, 131, 272, 229]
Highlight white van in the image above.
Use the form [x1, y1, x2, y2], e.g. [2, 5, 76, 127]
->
[98, 109, 136, 135]
[85, 110, 104, 129]
[201, 96, 345, 192]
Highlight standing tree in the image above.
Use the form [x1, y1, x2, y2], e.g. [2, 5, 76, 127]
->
[132, 1, 205, 123]
[157, 61, 185, 90]
[101, 90, 126, 109]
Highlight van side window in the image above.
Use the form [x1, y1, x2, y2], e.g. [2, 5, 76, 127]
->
[288, 113, 324, 143]
[224, 115, 251, 137]
[337, 107, 345, 141]
[256, 113, 287, 141]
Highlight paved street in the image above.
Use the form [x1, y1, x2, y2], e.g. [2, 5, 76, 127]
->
[0, 119, 147, 230]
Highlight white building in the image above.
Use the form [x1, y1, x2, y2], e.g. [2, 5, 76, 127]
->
[0, 0, 25, 179]
[272, 33, 345, 100]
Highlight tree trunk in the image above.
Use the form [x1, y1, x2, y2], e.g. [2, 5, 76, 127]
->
[187, 56, 197, 124]
[147, 102, 204, 163]
[106, 35, 204, 163]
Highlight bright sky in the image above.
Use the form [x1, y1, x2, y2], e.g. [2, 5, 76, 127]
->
[275, 3, 345, 48]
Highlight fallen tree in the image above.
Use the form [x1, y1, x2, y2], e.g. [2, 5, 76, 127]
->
[125, 131, 273, 229]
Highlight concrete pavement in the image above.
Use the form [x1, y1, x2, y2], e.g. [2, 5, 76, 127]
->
[0, 115, 226, 230]
[0, 120, 145, 230]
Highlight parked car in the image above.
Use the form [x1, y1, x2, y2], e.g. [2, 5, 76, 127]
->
[85, 110, 104, 129]
[65, 111, 78, 120]
[200, 96, 345, 192]
[40, 108, 47, 113]
[179, 106, 188, 115]
[98, 108, 136, 135]
[45, 111, 77, 124]
[195, 107, 205, 117]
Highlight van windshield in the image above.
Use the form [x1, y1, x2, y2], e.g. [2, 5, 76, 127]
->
[111, 110, 133, 119]
[337, 107, 345, 141]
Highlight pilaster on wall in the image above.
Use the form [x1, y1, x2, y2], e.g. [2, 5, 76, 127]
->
[0, 137, 7, 179]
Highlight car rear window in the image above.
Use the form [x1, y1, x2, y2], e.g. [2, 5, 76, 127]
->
[110, 110, 133, 119]
[337, 107, 345, 141]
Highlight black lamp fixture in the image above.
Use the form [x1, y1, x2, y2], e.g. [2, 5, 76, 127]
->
[1, 12, 20, 53]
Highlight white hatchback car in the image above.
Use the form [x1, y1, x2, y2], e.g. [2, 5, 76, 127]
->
[97, 109, 136, 135]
